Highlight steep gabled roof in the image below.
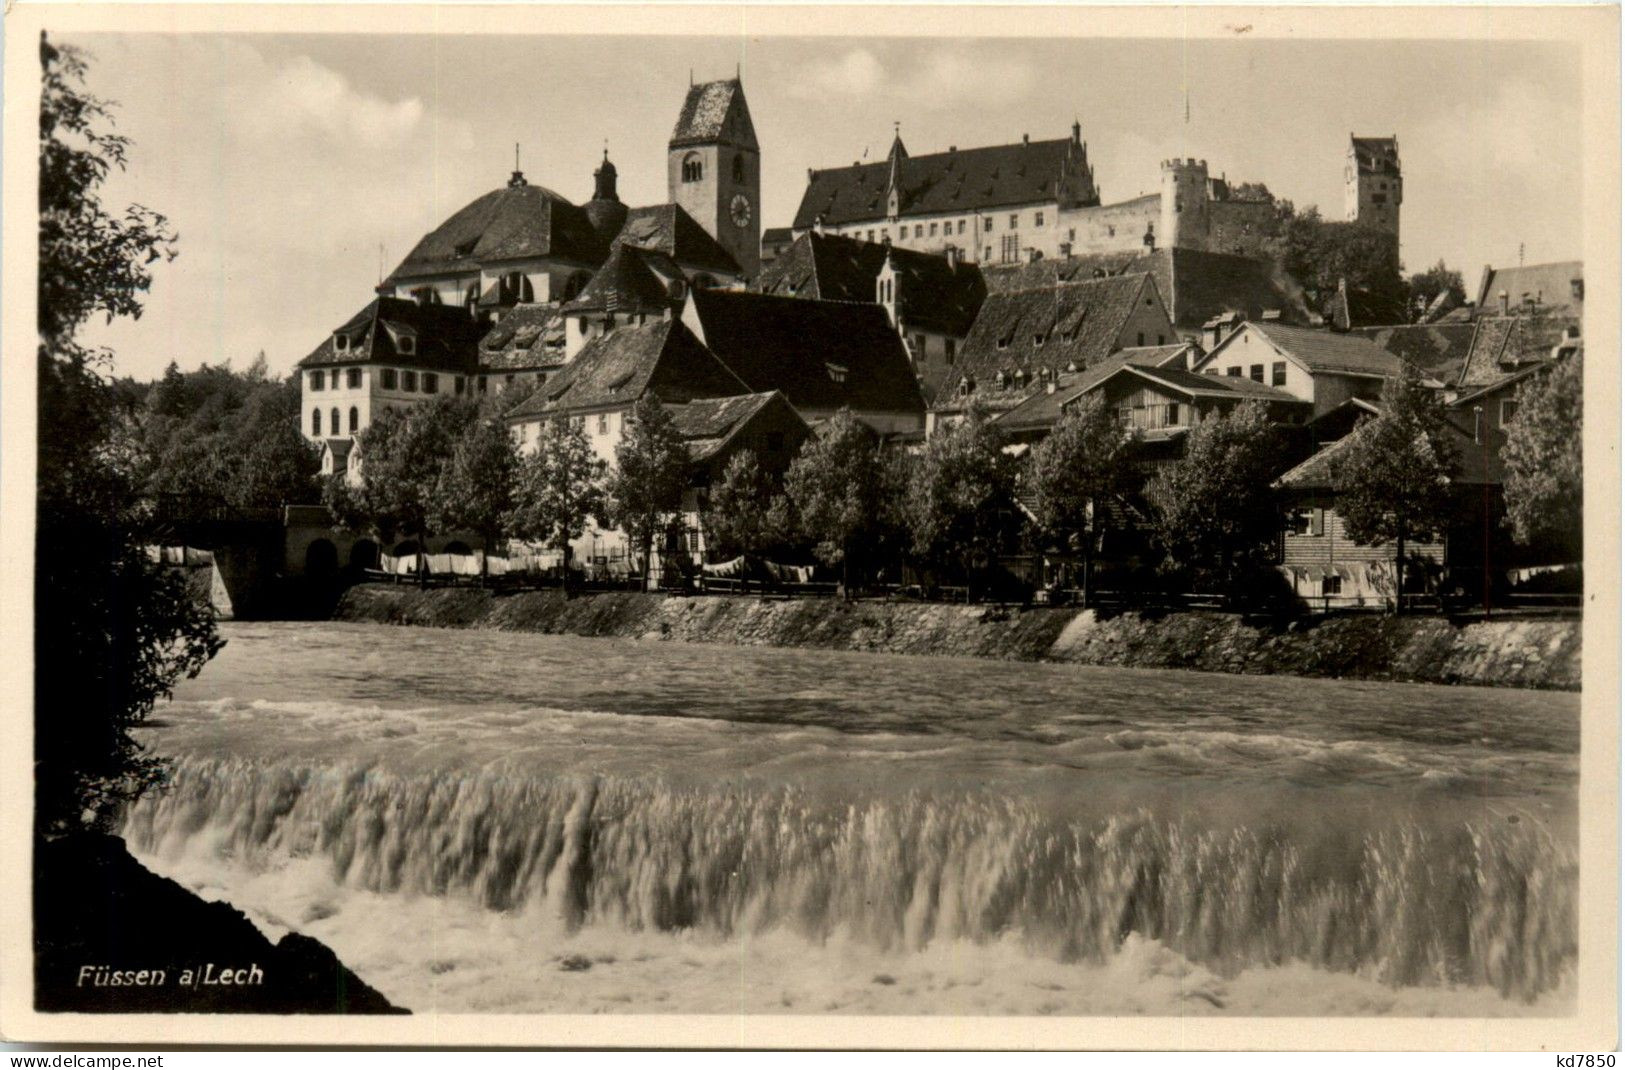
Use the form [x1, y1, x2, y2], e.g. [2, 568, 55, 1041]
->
[683, 289, 926, 416]
[1352, 323, 1477, 386]
[670, 78, 758, 150]
[298, 296, 484, 373]
[1223, 321, 1405, 378]
[756, 232, 987, 337]
[504, 320, 750, 419]
[1457, 310, 1580, 387]
[617, 203, 741, 277]
[1450, 361, 1551, 410]
[1475, 260, 1582, 317]
[563, 243, 681, 316]
[389, 182, 607, 282]
[943, 273, 1166, 409]
[667, 391, 805, 463]
[478, 303, 566, 371]
[1130, 365, 1302, 402]
[1275, 420, 1376, 490]
[794, 134, 1095, 229]
[1325, 282, 1409, 331]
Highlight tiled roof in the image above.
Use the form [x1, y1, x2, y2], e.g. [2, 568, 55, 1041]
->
[942, 273, 1163, 409]
[1244, 321, 1404, 377]
[667, 391, 801, 462]
[297, 296, 484, 373]
[793, 134, 1095, 229]
[1133, 365, 1301, 402]
[756, 232, 987, 337]
[981, 250, 1143, 293]
[389, 183, 606, 282]
[504, 320, 750, 419]
[670, 79, 757, 149]
[1450, 361, 1550, 410]
[684, 289, 926, 416]
[1275, 420, 1374, 490]
[321, 437, 354, 465]
[995, 346, 1189, 434]
[1325, 282, 1408, 330]
[1474, 260, 1583, 317]
[1350, 136, 1400, 176]
[563, 243, 682, 316]
[1352, 324, 1476, 385]
[616, 203, 741, 277]
[1457, 310, 1580, 387]
[761, 226, 794, 245]
[478, 303, 566, 371]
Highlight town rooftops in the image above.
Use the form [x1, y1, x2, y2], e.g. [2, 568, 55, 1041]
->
[993, 345, 1198, 434]
[505, 319, 750, 419]
[563, 242, 683, 316]
[682, 289, 926, 417]
[478, 304, 566, 371]
[1352, 323, 1477, 386]
[1350, 136, 1400, 176]
[1202, 320, 1405, 378]
[1456, 309, 1579, 388]
[1324, 280, 1408, 331]
[942, 272, 1167, 409]
[793, 131, 1096, 230]
[616, 203, 742, 278]
[1274, 420, 1374, 491]
[667, 391, 804, 463]
[1474, 260, 1583, 318]
[388, 180, 608, 282]
[756, 232, 987, 337]
[298, 296, 484, 373]
[670, 78, 758, 149]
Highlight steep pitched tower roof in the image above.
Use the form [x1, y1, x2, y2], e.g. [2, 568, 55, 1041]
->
[670, 77, 759, 151]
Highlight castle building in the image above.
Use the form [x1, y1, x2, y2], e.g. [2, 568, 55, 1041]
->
[1344, 135, 1401, 237]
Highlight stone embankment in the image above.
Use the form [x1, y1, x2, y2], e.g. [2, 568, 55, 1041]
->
[335, 586, 1581, 691]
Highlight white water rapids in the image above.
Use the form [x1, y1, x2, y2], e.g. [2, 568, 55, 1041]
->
[122, 622, 1578, 1015]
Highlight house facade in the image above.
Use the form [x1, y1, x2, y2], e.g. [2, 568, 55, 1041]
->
[1190, 320, 1406, 417]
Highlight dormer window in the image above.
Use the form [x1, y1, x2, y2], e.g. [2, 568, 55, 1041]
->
[1033, 334, 1045, 348]
[397, 335, 416, 356]
[334, 335, 349, 353]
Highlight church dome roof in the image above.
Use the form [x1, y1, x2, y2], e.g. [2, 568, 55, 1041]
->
[388, 178, 607, 282]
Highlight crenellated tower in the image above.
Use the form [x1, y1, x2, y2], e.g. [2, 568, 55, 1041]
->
[1159, 157, 1210, 252]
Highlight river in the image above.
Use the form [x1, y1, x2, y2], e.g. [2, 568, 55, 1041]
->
[122, 621, 1579, 1016]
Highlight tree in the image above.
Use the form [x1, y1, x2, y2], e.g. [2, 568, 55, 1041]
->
[701, 450, 788, 591]
[510, 415, 606, 590]
[1502, 354, 1582, 558]
[432, 415, 519, 581]
[35, 33, 220, 835]
[1332, 367, 1459, 612]
[906, 409, 1019, 601]
[609, 398, 690, 589]
[340, 397, 477, 583]
[1145, 401, 1284, 594]
[783, 409, 886, 595]
[1028, 394, 1138, 606]
[1272, 205, 1405, 312]
[1408, 259, 1467, 316]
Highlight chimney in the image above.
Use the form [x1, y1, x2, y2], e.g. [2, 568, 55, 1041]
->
[1499, 289, 1509, 316]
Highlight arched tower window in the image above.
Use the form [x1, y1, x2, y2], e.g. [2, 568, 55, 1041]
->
[312, 408, 322, 436]
[349, 407, 359, 434]
[682, 153, 703, 183]
[331, 408, 340, 436]
[732, 154, 745, 184]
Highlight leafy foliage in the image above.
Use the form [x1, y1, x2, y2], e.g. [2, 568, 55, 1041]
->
[1276, 210, 1406, 313]
[609, 399, 690, 581]
[702, 450, 787, 562]
[1332, 367, 1459, 604]
[1027, 394, 1138, 603]
[432, 415, 519, 570]
[35, 34, 221, 835]
[1407, 259, 1467, 313]
[906, 410, 1019, 587]
[1145, 401, 1284, 586]
[333, 397, 478, 555]
[510, 416, 607, 573]
[782, 409, 887, 580]
[1502, 354, 1582, 556]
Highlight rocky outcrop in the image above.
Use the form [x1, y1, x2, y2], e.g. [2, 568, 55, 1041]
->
[33, 833, 405, 1014]
[334, 586, 1580, 690]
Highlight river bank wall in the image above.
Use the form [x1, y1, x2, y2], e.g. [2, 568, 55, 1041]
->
[333, 586, 1580, 691]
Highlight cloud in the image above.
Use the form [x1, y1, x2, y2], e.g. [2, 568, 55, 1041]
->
[788, 45, 1038, 110]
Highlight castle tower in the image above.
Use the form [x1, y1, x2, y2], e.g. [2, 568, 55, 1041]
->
[1159, 158, 1210, 252]
[1345, 135, 1401, 240]
[668, 77, 761, 279]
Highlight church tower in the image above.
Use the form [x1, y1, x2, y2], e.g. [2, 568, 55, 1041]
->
[668, 77, 761, 280]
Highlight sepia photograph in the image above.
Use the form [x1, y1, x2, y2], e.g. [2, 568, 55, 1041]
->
[0, 2, 1617, 1051]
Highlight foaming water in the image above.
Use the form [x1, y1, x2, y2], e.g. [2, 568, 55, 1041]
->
[123, 622, 1579, 1015]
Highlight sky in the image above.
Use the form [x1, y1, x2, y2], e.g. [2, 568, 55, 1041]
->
[66, 31, 1583, 381]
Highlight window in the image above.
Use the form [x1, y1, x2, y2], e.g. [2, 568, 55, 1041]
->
[1166, 403, 1181, 426]
[349, 407, 359, 434]
[826, 363, 848, 383]
[381, 368, 398, 390]
[1500, 399, 1519, 426]
[397, 336, 416, 356]
[1137, 332, 1146, 346]
[1000, 234, 1020, 263]
[867, 230, 875, 242]
[682, 153, 703, 182]
[732, 155, 745, 183]
[957, 220, 965, 234]
[423, 373, 438, 393]
[1271, 362, 1287, 387]
[334, 335, 349, 353]
[1473, 406, 1485, 445]
[1250, 364, 1264, 382]
[309, 371, 324, 391]
[1372, 193, 1387, 205]
[1034, 211, 1045, 227]
[913, 334, 926, 357]
[1033, 333, 1045, 348]
[330, 369, 341, 388]
[597, 412, 608, 435]
[1227, 367, 1242, 377]
[944, 339, 956, 365]
[1009, 214, 1018, 228]
[454, 376, 465, 395]
[929, 223, 937, 237]
[983, 218, 993, 233]
[478, 376, 488, 394]
[312, 409, 322, 435]
[914, 225, 924, 239]
[402, 370, 418, 392]
[1068, 228, 1076, 242]
[1288, 509, 1312, 536]
[347, 367, 361, 389]
[1322, 575, 1343, 596]
[330, 408, 340, 435]
[506, 374, 517, 389]
[985, 247, 993, 260]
